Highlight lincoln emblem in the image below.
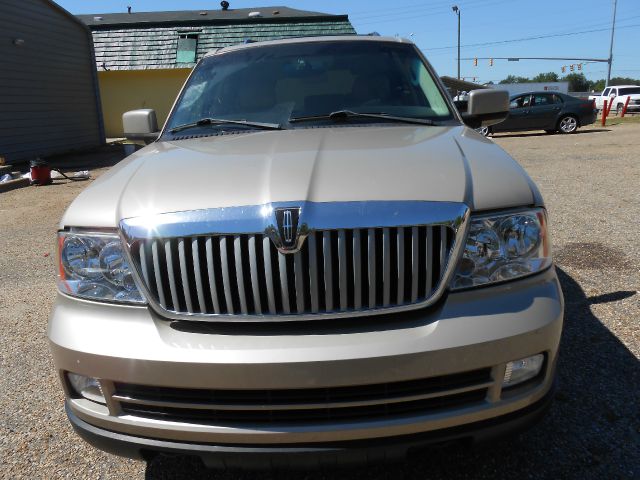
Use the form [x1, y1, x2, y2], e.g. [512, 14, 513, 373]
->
[274, 207, 301, 250]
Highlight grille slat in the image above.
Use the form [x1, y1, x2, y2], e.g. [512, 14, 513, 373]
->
[151, 241, 167, 309]
[192, 238, 207, 313]
[131, 225, 455, 318]
[262, 236, 277, 314]
[353, 229, 362, 310]
[308, 234, 320, 313]
[165, 240, 181, 311]
[278, 252, 291, 314]
[205, 237, 221, 314]
[410, 227, 419, 303]
[382, 228, 391, 307]
[248, 235, 263, 315]
[220, 237, 234, 314]
[293, 251, 305, 313]
[425, 227, 434, 296]
[338, 230, 348, 311]
[367, 228, 376, 309]
[178, 239, 194, 314]
[397, 228, 405, 305]
[323, 231, 334, 311]
[234, 236, 248, 315]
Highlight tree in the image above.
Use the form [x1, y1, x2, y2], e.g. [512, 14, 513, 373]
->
[610, 76, 640, 86]
[560, 73, 590, 92]
[531, 72, 559, 82]
[499, 75, 530, 84]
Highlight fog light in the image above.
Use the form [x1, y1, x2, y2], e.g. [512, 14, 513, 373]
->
[67, 373, 105, 404]
[503, 354, 544, 388]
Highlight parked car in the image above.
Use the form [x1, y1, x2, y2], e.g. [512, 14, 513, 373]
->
[478, 91, 597, 136]
[589, 85, 640, 115]
[49, 36, 563, 469]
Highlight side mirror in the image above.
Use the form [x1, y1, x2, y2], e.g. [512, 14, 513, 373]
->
[461, 89, 509, 129]
[123, 109, 160, 144]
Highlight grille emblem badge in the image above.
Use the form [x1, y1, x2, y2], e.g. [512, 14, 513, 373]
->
[274, 207, 301, 251]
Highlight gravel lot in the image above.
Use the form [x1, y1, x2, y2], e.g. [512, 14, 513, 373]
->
[1, 125, 638, 479]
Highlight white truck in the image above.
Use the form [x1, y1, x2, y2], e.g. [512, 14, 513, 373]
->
[589, 85, 640, 115]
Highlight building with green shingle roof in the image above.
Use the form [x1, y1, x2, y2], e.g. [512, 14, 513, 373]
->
[77, 5, 356, 136]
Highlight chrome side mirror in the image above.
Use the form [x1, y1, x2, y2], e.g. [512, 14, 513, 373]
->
[461, 89, 510, 129]
[123, 109, 160, 144]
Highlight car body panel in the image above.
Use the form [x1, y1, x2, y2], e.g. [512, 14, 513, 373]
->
[60, 125, 539, 229]
[492, 92, 596, 133]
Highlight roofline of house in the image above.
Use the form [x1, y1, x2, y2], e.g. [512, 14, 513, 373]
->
[81, 14, 351, 30]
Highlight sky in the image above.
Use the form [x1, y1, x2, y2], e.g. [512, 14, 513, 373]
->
[56, 0, 639, 84]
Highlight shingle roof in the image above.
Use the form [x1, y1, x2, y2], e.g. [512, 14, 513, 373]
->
[78, 7, 356, 71]
[78, 6, 341, 27]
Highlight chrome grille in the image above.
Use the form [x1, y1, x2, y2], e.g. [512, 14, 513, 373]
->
[111, 368, 492, 425]
[130, 226, 455, 318]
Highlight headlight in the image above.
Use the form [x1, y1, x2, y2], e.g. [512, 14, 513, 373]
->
[451, 208, 551, 290]
[57, 231, 146, 304]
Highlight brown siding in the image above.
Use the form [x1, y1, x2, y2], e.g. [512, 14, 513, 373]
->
[0, 0, 103, 163]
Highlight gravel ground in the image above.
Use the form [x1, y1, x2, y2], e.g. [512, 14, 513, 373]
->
[1, 125, 638, 479]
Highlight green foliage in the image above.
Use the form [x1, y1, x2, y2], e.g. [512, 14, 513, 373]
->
[499, 75, 530, 84]
[560, 73, 590, 92]
[498, 72, 640, 92]
[531, 72, 559, 82]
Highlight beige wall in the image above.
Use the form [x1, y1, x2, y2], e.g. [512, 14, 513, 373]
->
[98, 68, 191, 137]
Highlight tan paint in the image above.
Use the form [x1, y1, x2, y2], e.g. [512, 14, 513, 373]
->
[60, 125, 536, 228]
[97, 69, 191, 137]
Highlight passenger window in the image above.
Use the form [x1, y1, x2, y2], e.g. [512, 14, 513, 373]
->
[510, 96, 526, 109]
[532, 94, 553, 106]
[602, 88, 611, 96]
[552, 95, 563, 104]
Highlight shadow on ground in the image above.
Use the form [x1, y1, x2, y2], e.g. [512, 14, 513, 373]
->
[145, 268, 638, 480]
[11, 143, 128, 174]
[492, 128, 611, 139]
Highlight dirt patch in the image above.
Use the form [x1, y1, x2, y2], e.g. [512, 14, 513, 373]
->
[555, 242, 633, 270]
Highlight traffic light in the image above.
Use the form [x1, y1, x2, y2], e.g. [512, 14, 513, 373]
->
[489, 58, 493, 66]
[570, 64, 574, 71]
[562, 66, 566, 73]
[473, 58, 478, 66]
[578, 63, 582, 71]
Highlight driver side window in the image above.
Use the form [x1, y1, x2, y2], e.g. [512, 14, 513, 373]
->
[509, 95, 530, 109]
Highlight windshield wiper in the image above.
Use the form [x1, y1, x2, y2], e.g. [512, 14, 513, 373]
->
[169, 117, 282, 134]
[289, 110, 438, 126]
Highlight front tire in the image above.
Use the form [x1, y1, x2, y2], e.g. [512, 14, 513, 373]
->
[558, 115, 578, 134]
[616, 103, 624, 116]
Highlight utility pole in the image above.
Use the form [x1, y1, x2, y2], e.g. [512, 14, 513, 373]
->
[452, 6, 461, 80]
[606, 0, 618, 87]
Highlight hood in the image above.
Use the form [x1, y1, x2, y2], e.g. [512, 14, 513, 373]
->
[60, 125, 540, 228]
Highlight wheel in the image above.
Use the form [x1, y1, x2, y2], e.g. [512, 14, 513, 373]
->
[477, 126, 491, 137]
[558, 115, 578, 134]
[616, 103, 624, 116]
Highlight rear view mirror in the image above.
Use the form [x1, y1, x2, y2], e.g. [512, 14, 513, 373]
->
[461, 90, 509, 129]
[123, 109, 160, 144]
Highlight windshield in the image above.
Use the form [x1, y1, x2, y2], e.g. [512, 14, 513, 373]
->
[618, 87, 640, 95]
[164, 41, 453, 136]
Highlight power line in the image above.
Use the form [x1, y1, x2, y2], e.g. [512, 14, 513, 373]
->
[421, 23, 640, 52]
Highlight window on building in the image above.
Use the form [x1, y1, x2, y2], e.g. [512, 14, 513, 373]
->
[177, 34, 198, 63]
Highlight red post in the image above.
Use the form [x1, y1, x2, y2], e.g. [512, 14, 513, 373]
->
[606, 97, 614, 117]
[602, 99, 608, 126]
[621, 96, 631, 117]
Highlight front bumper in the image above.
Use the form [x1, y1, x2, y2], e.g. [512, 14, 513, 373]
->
[49, 267, 563, 460]
[67, 384, 555, 469]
